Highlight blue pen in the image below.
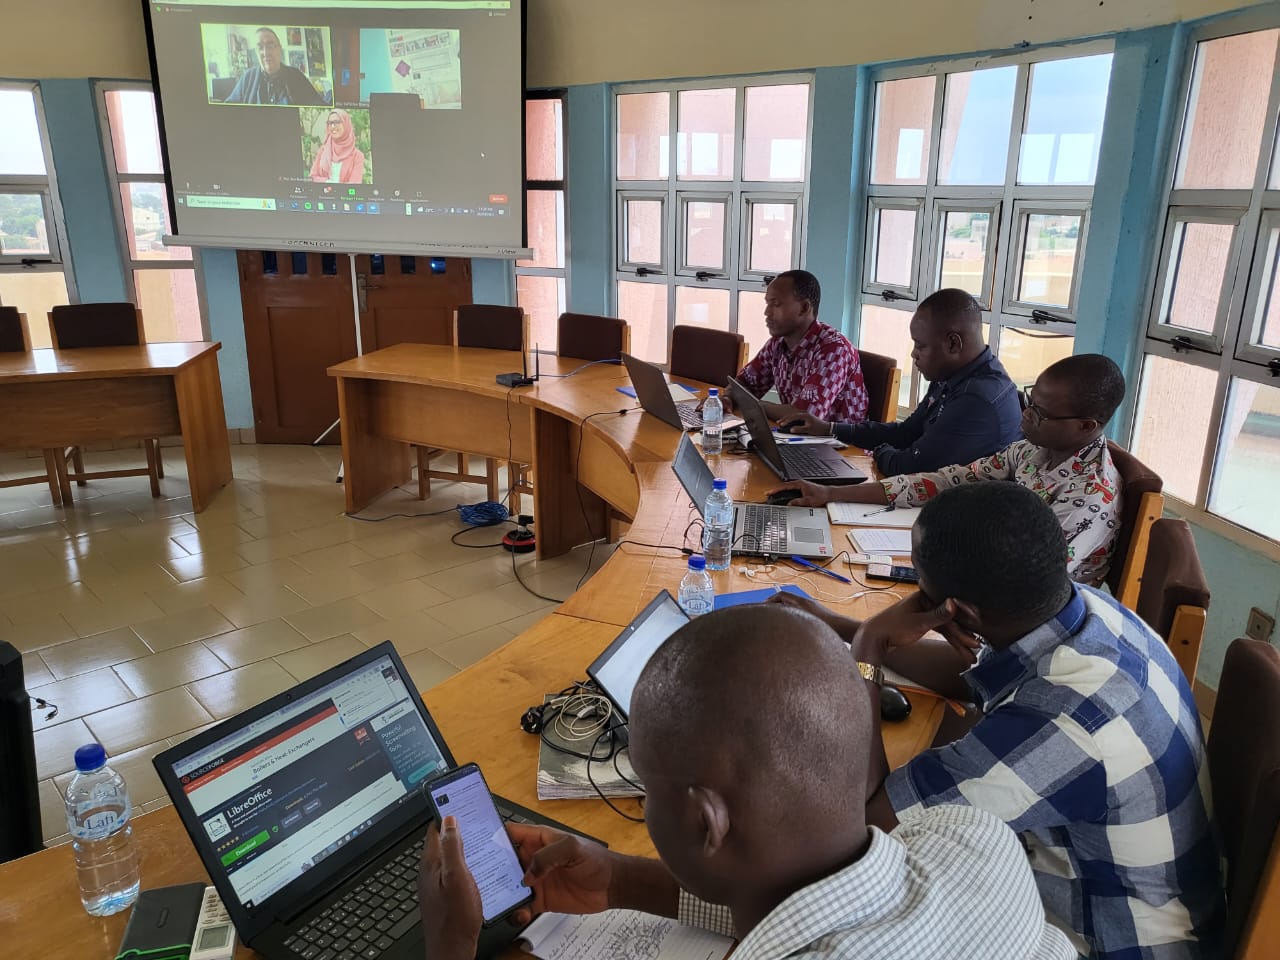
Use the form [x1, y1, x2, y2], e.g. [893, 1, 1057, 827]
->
[790, 555, 852, 584]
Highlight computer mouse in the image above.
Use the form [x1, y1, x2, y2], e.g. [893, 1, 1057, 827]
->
[778, 419, 804, 434]
[766, 488, 803, 506]
[879, 684, 912, 723]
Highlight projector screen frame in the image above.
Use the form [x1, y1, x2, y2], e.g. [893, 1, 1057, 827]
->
[139, 0, 530, 259]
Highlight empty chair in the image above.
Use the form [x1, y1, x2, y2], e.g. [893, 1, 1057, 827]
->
[1135, 518, 1209, 682]
[0, 308, 65, 507]
[1207, 638, 1280, 957]
[668, 325, 747, 388]
[557, 312, 630, 363]
[858, 350, 902, 424]
[1104, 441, 1165, 608]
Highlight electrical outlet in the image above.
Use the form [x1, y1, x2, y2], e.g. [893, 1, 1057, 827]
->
[1247, 607, 1276, 643]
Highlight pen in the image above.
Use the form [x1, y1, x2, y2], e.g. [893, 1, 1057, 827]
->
[790, 555, 852, 584]
[864, 505, 895, 516]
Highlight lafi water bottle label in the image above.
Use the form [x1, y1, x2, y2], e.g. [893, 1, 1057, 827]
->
[69, 800, 131, 840]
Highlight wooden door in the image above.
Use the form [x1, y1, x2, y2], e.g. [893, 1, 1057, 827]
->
[355, 255, 473, 351]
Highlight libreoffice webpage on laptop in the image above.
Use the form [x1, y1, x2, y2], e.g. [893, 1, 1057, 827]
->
[172, 655, 447, 909]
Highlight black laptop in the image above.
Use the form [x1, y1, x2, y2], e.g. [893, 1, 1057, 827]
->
[153, 642, 589, 960]
[621, 351, 743, 432]
[586, 590, 690, 722]
[727, 377, 866, 484]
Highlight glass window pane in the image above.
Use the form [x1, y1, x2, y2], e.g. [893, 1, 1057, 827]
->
[135, 268, 201, 342]
[938, 66, 1017, 185]
[0, 193, 51, 257]
[676, 88, 735, 181]
[871, 77, 934, 186]
[105, 89, 164, 175]
[617, 280, 669, 363]
[684, 200, 726, 271]
[675, 287, 730, 331]
[516, 273, 564, 350]
[748, 202, 795, 274]
[873, 207, 916, 288]
[623, 198, 663, 266]
[1177, 31, 1279, 190]
[0, 89, 47, 175]
[1018, 213, 1080, 307]
[525, 98, 563, 181]
[518, 190, 564, 269]
[1019, 54, 1113, 186]
[743, 84, 808, 182]
[1249, 224, 1280, 349]
[120, 182, 191, 261]
[995, 328, 1074, 389]
[859, 304, 915, 411]
[1132, 354, 1218, 503]
[939, 210, 991, 297]
[737, 290, 768, 358]
[0, 270, 68, 349]
[1159, 220, 1234, 334]
[1209, 378, 1280, 539]
[617, 92, 669, 180]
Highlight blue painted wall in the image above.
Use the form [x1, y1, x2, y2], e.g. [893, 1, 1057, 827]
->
[806, 66, 860, 336]
[565, 84, 610, 316]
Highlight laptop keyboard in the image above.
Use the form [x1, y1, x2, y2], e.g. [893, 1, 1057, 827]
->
[676, 402, 703, 429]
[779, 446, 840, 478]
[283, 802, 535, 959]
[739, 505, 790, 554]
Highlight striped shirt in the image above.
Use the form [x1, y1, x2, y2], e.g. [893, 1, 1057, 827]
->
[887, 586, 1225, 959]
[678, 805, 1073, 959]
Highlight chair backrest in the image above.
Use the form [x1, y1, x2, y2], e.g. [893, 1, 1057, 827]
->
[1104, 440, 1165, 607]
[557, 312, 630, 363]
[48, 303, 143, 349]
[0, 307, 30, 353]
[859, 349, 901, 423]
[1208, 637, 1280, 957]
[668, 325, 746, 387]
[1135, 518, 1209, 682]
[453, 304, 526, 352]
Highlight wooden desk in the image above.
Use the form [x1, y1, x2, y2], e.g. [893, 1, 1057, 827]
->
[0, 342, 233, 512]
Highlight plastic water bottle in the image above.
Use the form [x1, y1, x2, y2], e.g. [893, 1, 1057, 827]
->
[678, 555, 715, 617]
[702, 388, 724, 455]
[65, 743, 140, 916]
[703, 478, 734, 571]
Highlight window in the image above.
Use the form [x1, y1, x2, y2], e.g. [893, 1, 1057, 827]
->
[0, 84, 71, 348]
[612, 78, 812, 364]
[516, 91, 568, 349]
[859, 49, 1114, 410]
[1133, 24, 1280, 545]
[99, 83, 202, 342]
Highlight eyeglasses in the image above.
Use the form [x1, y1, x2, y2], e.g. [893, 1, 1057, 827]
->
[1021, 386, 1086, 426]
[327, 118, 344, 126]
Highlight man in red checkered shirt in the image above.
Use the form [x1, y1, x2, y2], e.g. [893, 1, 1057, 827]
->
[733, 270, 868, 423]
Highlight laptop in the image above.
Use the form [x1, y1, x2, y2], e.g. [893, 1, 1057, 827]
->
[727, 377, 867, 484]
[153, 642, 589, 960]
[586, 590, 690, 725]
[671, 433, 836, 558]
[621, 352, 743, 432]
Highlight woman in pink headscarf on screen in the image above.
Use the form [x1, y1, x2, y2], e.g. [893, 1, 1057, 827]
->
[309, 109, 365, 183]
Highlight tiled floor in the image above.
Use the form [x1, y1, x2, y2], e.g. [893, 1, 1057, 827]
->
[0, 444, 612, 846]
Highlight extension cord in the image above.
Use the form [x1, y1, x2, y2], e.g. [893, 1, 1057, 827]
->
[502, 529, 536, 553]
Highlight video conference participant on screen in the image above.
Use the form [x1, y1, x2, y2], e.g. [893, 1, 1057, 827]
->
[223, 27, 326, 106]
[308, 109, 368, 183]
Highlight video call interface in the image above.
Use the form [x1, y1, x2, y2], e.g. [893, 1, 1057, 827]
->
[146, 1, 522, 243]
[171, 656, 448, 911]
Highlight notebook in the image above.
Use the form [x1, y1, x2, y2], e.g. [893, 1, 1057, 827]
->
[826, 502, 919, 528]
[847, 527, 913, 555]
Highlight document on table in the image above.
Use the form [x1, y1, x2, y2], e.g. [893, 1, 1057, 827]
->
[517, 910, 733, 960]
[848, 527, 913, 555]
[826, 502, 920, 528]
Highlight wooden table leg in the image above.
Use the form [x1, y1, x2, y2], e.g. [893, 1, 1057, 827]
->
[173, 351, 233, 512]
[52, 448, 74, 506]
[336, 375, 410, 514]
[42, 449, 63, 507]
[531, 409, 607, 559]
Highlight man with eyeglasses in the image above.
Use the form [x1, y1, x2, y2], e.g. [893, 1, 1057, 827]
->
[771, 354, 1125, 583]
[224, 27, 327, 106]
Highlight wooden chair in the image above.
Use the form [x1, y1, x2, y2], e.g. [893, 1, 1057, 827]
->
[557, 312, 630, 363]
[47, 303, 162, 499]
[0, 307, 65, 507]
[859, 350, 902, 424]
[668, 325, 747, 387]
[1135, 518, 1209, 683]
[1104, 440, 1165, 608]
[1207, 638, 1280, 957]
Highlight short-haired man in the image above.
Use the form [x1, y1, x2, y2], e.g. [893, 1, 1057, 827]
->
[773, 483, 1225, 959]
[732, 269, 869, 422]
[777, 353, 1126, 583]
[417, 603, 1074, 960]
[224, 28, 326, 106]
[783, 288, 1021, 473]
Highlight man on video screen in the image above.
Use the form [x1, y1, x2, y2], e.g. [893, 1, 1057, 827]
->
[225, 27, 325, 106]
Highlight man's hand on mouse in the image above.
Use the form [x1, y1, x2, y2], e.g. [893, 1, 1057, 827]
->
[765, 479, 831, 507]
[777, 411, 832, 436]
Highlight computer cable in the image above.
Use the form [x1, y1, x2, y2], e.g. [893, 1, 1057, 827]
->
[585, 729, 646, 823]
[538, 357, 625, 379]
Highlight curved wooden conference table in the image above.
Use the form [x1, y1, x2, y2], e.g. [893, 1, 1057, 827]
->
[1, 344, 942, 959]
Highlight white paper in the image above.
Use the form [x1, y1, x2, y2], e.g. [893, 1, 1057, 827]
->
[826, 502, 919, 528]
[668, 383, 699, 402]
[848, 527, 913, 555]
[518, 910, 732, 960]
[769, 431, 842, 446]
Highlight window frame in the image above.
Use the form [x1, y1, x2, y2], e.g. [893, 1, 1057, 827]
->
[862, 196, 924, 299]
[1146, 206, 1249, 351]
[617, 190, 668, 274]
[927, 199, 1002, 306]
[1002, 199, 1091, 321]
[740, 191, 802, 282]
[0, 82, 71, 275]
[515, 89, 570, 348]
[676, 191, 732, 278]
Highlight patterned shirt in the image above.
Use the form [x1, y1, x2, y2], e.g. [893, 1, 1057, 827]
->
[881, 435, 1122, 584]
[677, 805, 1074, 959]
[887, 586, 1225, 960]
[736, 320, 868, 422]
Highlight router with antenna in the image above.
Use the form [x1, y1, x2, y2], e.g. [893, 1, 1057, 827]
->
[496, 342, 540, 387]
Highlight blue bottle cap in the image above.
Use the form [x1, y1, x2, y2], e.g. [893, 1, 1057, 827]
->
[707, 388, 718, 397]
[713, 478, 728, 490]
[74, 743, 107, 773]
[688, 555, 707, 571]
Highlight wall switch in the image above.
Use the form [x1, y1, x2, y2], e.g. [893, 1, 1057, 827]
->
[1247, 607, 1276, 643]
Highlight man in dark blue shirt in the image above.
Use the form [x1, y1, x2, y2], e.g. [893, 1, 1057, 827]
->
[781, 288, 1021, 474]
[224, 28, 326, 106]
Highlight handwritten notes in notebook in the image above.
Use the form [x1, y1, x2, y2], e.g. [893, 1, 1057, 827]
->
[518, 910, 733, 960]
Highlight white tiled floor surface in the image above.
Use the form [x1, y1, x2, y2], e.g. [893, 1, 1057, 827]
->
[0, 444, 613, 846]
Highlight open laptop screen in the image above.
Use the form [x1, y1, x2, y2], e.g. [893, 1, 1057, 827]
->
[587, 591, 689, 719]
[671, 433, 715, 516]
[166, 653, 448, 911]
